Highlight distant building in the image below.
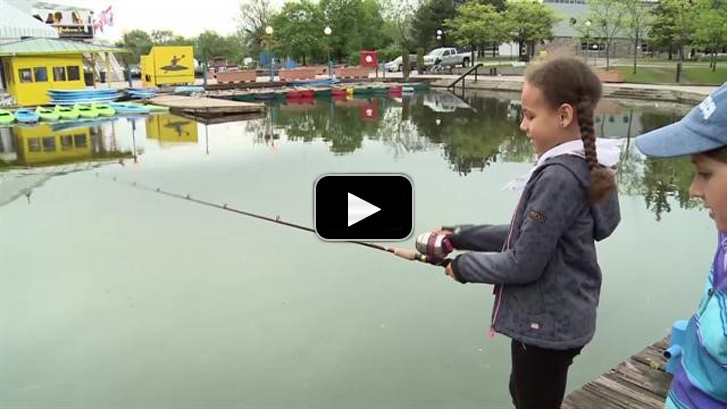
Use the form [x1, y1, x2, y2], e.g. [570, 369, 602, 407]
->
[31, 1, 95, 41]
[539, 0, 651, 58]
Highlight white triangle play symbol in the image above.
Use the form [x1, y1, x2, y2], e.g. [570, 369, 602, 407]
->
[347, 192, 381, 227]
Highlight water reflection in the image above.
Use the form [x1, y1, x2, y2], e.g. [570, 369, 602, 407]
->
[259, 91, 695, 220]
[0, 93, 699, 220]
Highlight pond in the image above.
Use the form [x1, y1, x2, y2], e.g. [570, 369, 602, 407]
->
[0, 90, 714, 408]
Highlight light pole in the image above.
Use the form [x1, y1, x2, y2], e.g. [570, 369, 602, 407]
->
[436, 28, 444, 48]
[585, 20, 592, 66]
[265, 25, 274, 82]
[324, 26, 332, 77]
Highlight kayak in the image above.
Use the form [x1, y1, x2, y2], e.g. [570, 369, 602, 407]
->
[126, 102, 169, 112]
[54, 105, 80, 120]
[109, 102, 150, 115]
[76, 104, 99, 119]
[36, 106, 60, 122]
[92, 103, 116, 117]
[0, 109, 15, 125]
[15, 109, 39, 124]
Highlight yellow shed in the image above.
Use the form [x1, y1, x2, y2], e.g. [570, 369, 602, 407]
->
[11, 123, 131, 166]
[146, 113, 199, 145]
[141, 46, 194, 87]
[0, 38, 128, 106]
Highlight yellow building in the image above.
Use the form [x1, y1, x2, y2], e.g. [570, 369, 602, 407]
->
[146, 113, 198, 145]
[0, 38, 127, 106]
[5, 122, 132, 167]
[141, 46, 194, 88]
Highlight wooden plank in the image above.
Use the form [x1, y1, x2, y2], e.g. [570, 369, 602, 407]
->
[610, 360, 672, 399]
[563, 335, 673, 408]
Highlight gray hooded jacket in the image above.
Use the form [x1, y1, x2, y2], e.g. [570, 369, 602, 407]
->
[449, 155, 620, 350]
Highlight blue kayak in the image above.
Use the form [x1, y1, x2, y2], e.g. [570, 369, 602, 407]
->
[174, 86, 204, 94]
[15, 109, 39, 123]
[109, 102, 150, 114]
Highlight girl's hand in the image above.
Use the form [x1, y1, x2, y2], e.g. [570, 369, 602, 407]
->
[433, 227, 454, 236]
[445, 262, 457, 280]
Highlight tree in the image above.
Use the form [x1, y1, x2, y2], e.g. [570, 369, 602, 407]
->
[649, 0, 694, 61]
[584, 0, 627, 70]
[691, 0, 727, 71]
[412, 0, 459, 51]
[619, 0, 654, 74]
[195, 30, 241, 66]
[445, 2, 507, 64]
[320, 0, 389, 64]
[271, 0, 325, 65]
[504, 0, 560, 61]
[237, 0, 275, 56]
[381, 0, 416, 51]
[119, 30, 152, 64]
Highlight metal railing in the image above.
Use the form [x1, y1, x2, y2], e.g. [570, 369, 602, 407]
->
[447, 63, 484, 92]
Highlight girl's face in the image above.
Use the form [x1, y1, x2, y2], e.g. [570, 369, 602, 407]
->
[519, 82, 577, 156]
[691, 153, 727, 232]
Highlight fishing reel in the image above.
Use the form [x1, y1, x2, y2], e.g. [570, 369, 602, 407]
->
[415, 231, 454, 265]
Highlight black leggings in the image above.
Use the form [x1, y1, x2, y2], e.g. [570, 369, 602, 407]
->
[509, 339, 583, 409]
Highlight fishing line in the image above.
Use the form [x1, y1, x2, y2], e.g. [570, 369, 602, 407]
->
[96, 173, 450, 267]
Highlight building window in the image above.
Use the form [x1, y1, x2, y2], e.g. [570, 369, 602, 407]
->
[54, 67, 67, 81]
[61, 135, 73, 150]
[581, 42, 606, 51]
[74, 134, 87, 148]
[34, 67, 48, 82]
[67, 66, 81, 81]
[19, 68, 33, 83]
[28, 138, 41, 152]
[42, 137, 56, 152]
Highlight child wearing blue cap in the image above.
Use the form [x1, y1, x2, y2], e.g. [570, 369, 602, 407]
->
[635, 83, 727, 409]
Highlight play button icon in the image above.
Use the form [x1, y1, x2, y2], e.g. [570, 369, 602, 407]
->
[315, 174, 413, 241]
[347, 192, 381, 227]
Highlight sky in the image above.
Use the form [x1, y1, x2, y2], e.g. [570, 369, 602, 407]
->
[56, 0, 286, 42]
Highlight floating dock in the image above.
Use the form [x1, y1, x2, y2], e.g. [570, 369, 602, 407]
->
[148, 95, 266, 123]
[150, 95, 265, 115]
[563, 336, 672, 408]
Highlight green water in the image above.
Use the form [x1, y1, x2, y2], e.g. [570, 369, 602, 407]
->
[0, 91, 715, 408]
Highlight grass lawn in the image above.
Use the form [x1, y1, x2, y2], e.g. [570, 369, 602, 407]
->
[612, 65, 727, 85]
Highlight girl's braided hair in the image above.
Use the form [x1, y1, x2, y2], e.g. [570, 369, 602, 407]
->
[526, 56, 616, 203]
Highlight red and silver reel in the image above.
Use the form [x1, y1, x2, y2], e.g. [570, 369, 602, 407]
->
[415, 231, 454, 261]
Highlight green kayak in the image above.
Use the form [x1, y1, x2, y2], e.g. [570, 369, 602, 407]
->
[36, 106, 60, 122]
[92, 103, 116, 117]
[0, 109, 14, 125]
[76, 104, 99, 119]
[54, 105, 80, 120]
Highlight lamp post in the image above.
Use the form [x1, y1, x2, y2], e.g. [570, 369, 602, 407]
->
[585, 20, 592, 65]
[265, 25, 274, 82]
[436, 28, 444, 47]
[324, 26, 332, 77]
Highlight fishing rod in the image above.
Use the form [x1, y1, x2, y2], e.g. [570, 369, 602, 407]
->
[96, 173, 451, 267]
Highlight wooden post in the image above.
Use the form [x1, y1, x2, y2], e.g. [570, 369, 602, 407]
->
[105, 52, 111, 88]
[91, 53, 98, 85]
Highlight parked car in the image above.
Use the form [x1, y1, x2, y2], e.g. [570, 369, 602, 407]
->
[384, 54, 417, 72]
[423, 47, 472, 68]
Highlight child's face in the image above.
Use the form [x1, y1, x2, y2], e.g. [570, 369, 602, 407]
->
[519, 82, 573, 156]
[691, 153, 727, 232]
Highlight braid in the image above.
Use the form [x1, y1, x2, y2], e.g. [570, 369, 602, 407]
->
[577, 99, 616, 203]
[577, 100, 598, 170]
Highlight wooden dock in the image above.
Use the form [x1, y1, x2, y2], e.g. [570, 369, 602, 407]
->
[563, 336, 672, 408]
[149, 95, 265, 115]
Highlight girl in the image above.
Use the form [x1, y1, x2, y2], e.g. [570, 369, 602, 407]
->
[635, 83, 727, 409]
[438, 56, 621, 408]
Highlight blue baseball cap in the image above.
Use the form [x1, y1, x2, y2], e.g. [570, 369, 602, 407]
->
[635, 83, 727, 158]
